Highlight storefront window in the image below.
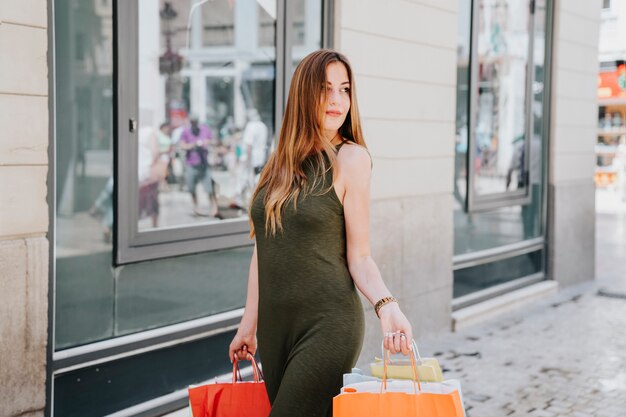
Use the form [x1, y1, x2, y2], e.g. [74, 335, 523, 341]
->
[54, 0, 116, 348]
[291, 0, 323, 68]
[465, 0, 535, 210]
[52, 1, 330, 413]
[453, 0, 551, 297]
[55, 0, 330, 347]
[135, 0, 275, 232]
[201, 0, 235, 46]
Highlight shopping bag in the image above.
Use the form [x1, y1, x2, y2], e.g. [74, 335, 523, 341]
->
[341, 379, 466, 416]
[370, 339, 443, 382]
[188, 354, 271, 417]
[343, 368, 380, 386]
[334, 349, 464, 417]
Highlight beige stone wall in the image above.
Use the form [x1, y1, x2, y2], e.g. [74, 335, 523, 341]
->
[334, 0, 457, 364]
[548, 0, 601, 287]
[0, 1, 49, 416]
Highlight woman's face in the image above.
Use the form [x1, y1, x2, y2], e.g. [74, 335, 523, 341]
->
[321, 62, 351, 137]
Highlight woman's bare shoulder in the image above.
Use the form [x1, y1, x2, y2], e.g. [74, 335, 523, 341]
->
[336, 142, 372, 172]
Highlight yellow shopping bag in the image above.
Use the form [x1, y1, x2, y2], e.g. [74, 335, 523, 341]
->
[370, 340, 443, 382]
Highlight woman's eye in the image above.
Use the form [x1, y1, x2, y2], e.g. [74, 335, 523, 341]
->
[341, 88, 351, 94]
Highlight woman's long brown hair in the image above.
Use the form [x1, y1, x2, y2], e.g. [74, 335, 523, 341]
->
[249, 49, 366, 237]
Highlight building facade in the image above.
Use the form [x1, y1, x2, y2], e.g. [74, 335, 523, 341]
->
[0, 0, 600, 416]
[596, 0, 626, 191]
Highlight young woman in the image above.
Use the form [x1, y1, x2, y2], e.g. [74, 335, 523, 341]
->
[229, 49, 413, 417]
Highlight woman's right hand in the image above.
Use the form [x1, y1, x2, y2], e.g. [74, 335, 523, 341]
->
[228, 330, 257, 363]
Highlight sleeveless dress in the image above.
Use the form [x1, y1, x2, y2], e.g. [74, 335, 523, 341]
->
[250, 143, 365, 417]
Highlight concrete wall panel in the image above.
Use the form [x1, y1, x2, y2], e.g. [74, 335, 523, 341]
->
[363, 119, 455, 160]
[548, 0, 600, 287]
[559, 9, 601, 48]
[340, 0, 456, 49]
[0, 166, 48, 238]
[554, 67, 600, 101]
[548, 180, 596, 286]
[401, 193, 453, 297]
[0, 0, 47, 28]
[371, 157, 454, 199]
[0, 23, 47, 95]
[552, 153, 596, 184]
[553, 125, 596, 155]
[0, 95, 49, 165]
[0, 238, 48, 417]
[554, 40, 600, 76]
[357, 77, 455, 122]
[559, 0, 602, 21]
[342, 29, 456, 86]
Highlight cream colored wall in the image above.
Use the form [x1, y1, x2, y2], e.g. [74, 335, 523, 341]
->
[549, 0, 601, 287]
[336, 0, 457, 200]
[0, 1, 49, 416]
[334, 0, 458, 364]
[551, 0, 600, 184]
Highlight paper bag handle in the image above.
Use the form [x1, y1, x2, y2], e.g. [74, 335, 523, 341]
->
[381, 347, 422, 394]
[231, 353, 264, 383]
[380, 338, 423, 364]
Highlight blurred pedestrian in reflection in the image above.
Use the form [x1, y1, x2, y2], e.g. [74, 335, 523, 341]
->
[157, 122, 174, 190]
[506, 135, 526, 191]
[179, 116, 223, 218]
[243, 108, 269, 176]
[453, 123, 468, 208]
[138, 126, 165, 228]
[233, 108, 269, 208]
[89, 176, 113, 243]
[170, 121, 187, 190]
[507, 134, 541, 239]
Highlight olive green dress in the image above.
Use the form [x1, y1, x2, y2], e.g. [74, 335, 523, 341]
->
[250, 144, 365, 417]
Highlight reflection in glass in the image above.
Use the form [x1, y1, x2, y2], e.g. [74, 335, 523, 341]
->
[55, 0, 115, 348]
[54, 0, 327, 350]
[290, 0, 323, 77]
[454, 250, 543, 298]
[454, 0, 472, 209]
[453, 0, 548, 257]
[474, 0, 531, 196]
[137, 0, 276, 231]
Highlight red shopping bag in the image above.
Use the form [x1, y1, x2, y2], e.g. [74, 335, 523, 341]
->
[188, 354, 271, 417]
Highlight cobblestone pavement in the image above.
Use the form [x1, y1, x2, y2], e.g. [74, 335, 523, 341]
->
[420, 206, 626, 417]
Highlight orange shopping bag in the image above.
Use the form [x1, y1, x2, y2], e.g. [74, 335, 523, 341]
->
[333, 349, 464, 417]
[188, 354, 271, 417]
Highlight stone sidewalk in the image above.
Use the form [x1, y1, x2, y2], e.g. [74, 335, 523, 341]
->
[419, 207, 626, 417]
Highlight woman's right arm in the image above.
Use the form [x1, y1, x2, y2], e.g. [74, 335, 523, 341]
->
[228, 243, 259, 362]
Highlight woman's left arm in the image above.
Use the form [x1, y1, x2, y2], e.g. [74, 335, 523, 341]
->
[339, 145, 413, 355]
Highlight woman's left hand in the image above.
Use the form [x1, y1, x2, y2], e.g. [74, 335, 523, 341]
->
[379, 302, 413, 356]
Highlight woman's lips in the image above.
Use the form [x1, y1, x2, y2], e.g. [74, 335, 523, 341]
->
[326, 111, 342, 117]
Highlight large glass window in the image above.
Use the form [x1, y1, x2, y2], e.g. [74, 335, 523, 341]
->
[54, 0, 115, 348]
[467, 0, 535, 210]
[52, 1, 332, 413]
[453, 0, 551, 298]
[134, 0, 276, 233]
[55, 0, 331, 347]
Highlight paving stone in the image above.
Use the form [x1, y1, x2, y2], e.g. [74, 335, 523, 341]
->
[419, 210, 626, 417]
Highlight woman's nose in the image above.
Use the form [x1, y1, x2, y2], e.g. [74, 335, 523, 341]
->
[329, 90, 339, 105]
